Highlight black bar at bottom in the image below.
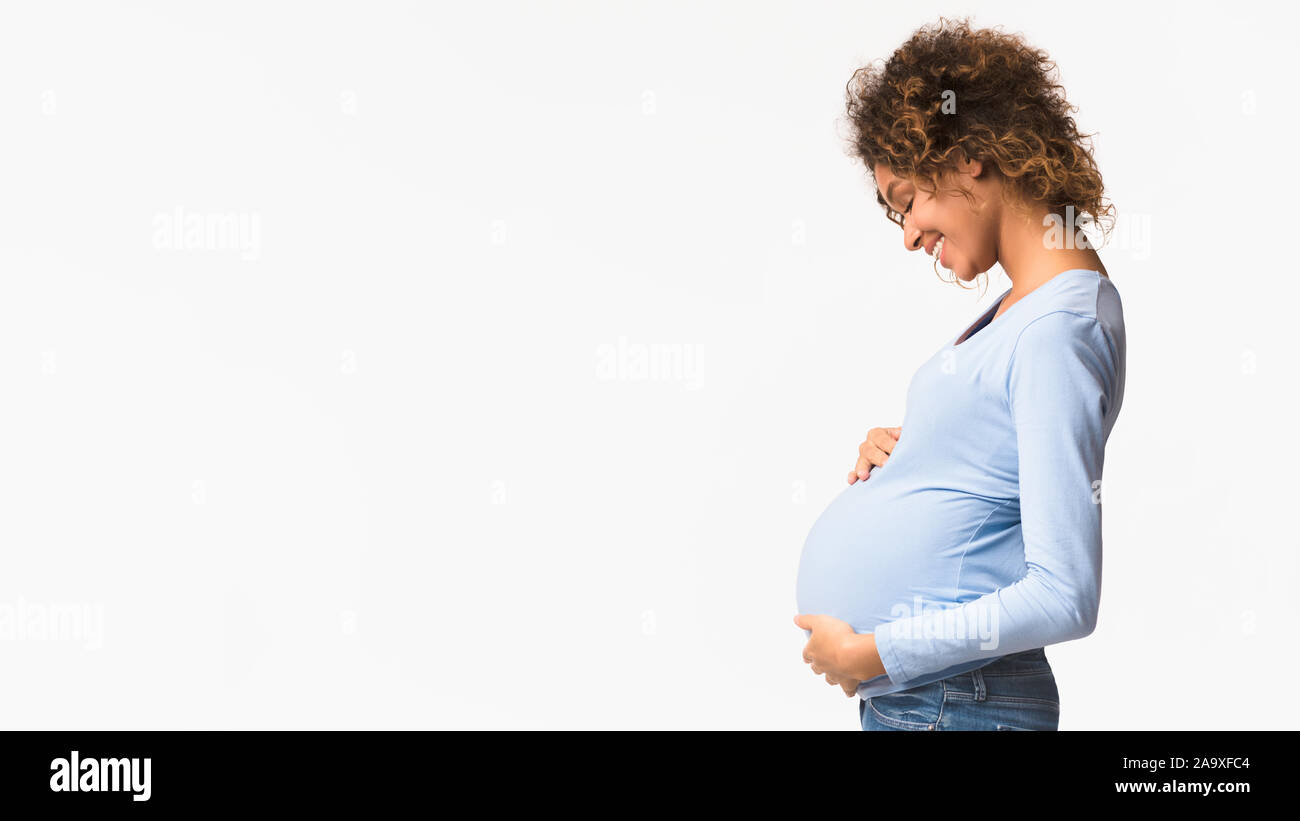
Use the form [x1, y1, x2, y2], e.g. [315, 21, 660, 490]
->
[0, 730, 1278, 808]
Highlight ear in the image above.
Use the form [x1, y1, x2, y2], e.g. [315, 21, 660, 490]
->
[964, 156, 984, 178]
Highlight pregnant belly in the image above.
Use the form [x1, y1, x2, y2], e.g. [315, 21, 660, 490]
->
[795, 475, 1021, 634]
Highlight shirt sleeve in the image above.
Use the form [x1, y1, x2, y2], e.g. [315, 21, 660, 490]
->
[872, 309, 1117, 685]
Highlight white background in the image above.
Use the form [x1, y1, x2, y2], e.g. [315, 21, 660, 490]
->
[0, 0, 1295, 729]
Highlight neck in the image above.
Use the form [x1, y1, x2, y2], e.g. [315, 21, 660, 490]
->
[996, 205, 1105, 294]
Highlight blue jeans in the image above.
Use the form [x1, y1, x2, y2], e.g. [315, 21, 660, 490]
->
[859, 647, 1060, 731]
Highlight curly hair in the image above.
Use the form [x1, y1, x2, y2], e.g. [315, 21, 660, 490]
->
[844, 16, 1114, 249]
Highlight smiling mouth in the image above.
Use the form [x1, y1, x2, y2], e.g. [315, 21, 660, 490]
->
[931, 236, 946, 265]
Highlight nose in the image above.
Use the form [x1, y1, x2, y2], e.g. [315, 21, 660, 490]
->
[902, 221, 926, 253]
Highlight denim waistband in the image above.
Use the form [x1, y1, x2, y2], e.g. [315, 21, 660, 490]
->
[977, 646, 1050, 674]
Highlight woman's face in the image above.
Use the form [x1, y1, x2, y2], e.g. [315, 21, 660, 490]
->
[873, 159, 1003, 282]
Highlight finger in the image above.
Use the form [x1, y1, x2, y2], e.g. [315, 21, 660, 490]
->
[860, 437, 889, 462]
[868, 430, 896, 457]
[847, 469, 858, 485]
[854, 458, 873, 481]
[859, 442, 889, 469]
[889, 426, 902, 439]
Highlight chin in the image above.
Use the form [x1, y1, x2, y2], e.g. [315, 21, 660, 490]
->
[943, 262, 972, 281]
[950, 259, 987, 282]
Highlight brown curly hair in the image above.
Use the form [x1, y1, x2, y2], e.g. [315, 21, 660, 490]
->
[845, 16, 1114, 246]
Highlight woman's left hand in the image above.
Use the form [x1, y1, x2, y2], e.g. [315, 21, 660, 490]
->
[824, 671, 860, 697]
[794, 614, 888, 689]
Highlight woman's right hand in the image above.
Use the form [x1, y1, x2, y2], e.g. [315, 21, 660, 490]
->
[846, 426, 901, 484]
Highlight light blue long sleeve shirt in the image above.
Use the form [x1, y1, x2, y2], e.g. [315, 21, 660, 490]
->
[795, 268, 1126, 698]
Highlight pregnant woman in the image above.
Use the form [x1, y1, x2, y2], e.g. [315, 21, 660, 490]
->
[794, 17, 1126, 731]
